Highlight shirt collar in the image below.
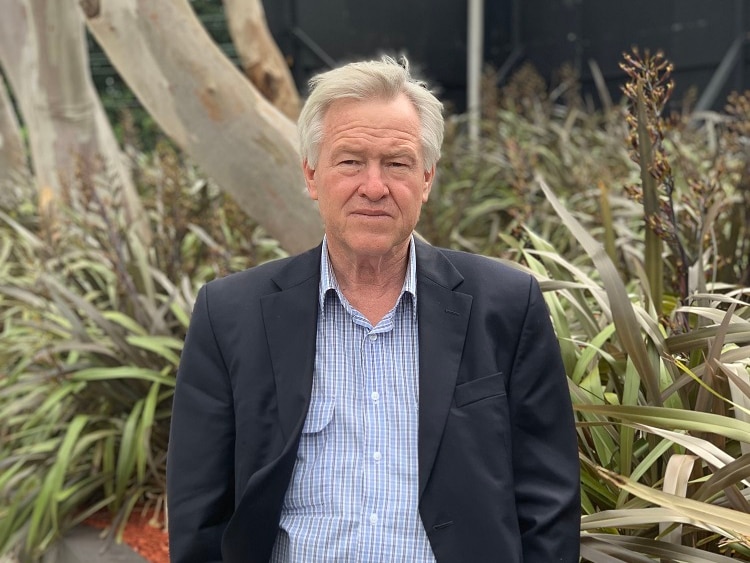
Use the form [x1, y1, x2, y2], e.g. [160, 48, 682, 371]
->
[319, 235, 418, 318]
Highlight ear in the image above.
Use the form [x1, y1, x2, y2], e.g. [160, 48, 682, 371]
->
[422, 166, 435, 203]
[302, 159, 318, 200]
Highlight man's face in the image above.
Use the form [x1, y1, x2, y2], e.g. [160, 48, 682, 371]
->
[303, 94, 435, 262]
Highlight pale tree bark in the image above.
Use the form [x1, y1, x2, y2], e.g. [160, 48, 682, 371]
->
[81, 0, 323, 254]
[222, 0, 300, 121]
[0, 0, 148, 241]
[0, 72, 27, 188]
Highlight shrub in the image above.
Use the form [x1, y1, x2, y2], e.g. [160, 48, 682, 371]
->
[0, 146, 284, 560]
[422, 50, 750, 560]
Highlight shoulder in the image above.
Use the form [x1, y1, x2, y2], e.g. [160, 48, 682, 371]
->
[417, 244, 550, 337]
[202, 245, 321, 302]
[207, 255, 291, 292]
[433, 246, 534, 290]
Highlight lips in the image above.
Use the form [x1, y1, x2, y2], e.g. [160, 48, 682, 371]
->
[351, 209, 390, 218]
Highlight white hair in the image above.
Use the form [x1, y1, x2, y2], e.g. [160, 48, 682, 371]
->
[297, 55, 444, 171]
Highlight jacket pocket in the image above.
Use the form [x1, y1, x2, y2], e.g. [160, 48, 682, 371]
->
[454, 372, 506, 407]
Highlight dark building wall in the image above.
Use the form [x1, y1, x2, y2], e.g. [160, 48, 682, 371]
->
[263, 0, 471, 109]
[264, 0, 750, 112]
[524, 0, 749, 109]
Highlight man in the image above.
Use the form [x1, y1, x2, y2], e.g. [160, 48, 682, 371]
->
[167, 56, 580, 563]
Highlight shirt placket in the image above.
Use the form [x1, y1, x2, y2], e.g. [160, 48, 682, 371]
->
[354, 312, 393, 561]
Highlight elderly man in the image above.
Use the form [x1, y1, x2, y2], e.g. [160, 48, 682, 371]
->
[167, 56, 580, 563]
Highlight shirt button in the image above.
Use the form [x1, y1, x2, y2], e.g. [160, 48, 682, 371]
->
[370, 513, 378, 525]
[371, 391, 380, 402]
[373, 451, 382, 461]
[368, 333, 377, 341]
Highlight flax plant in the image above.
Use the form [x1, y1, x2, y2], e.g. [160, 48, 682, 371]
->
[621, 49, 681, 317]
[531, 54, 750, 560]
[421, 52, 750, 561]
[532, 176, 750, 561]
[0, 150, 284, 560]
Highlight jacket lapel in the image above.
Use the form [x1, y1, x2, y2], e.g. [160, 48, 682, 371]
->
[224, 246, 322, 562]
[415, 240, 472, 499]
[261, 245, 321, 441]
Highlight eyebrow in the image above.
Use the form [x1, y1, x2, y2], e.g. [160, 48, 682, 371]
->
[327, 139, 420, 162]
[384, 152, 417, 162]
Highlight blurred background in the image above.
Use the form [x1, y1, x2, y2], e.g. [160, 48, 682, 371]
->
[92, 0, 750, 114]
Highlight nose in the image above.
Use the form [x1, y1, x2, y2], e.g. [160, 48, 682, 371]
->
[358, 164, 388, 201]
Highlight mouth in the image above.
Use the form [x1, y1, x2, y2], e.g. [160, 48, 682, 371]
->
[352, 212, 390, 220]
[352, 208, 390, 217]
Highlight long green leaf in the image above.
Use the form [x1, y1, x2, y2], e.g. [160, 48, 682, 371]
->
[577, 404, 750, 443]
[25, 415, 88, 552]
[582, 533, 740, 562]
[72, 366, 174, 386]
[538, 175, 662, 404]
[596, 467, 750, 539]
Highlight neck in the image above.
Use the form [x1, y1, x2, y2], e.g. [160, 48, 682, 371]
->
[326, 241, 410, 325]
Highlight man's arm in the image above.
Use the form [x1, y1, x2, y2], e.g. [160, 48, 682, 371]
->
[167, 284, 236, 563]
[510, 277, 580, 562]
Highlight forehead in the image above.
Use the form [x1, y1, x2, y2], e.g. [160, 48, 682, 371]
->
[320, 95, 422, 152]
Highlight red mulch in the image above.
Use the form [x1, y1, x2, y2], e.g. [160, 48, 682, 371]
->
[84, 508, 169, 563]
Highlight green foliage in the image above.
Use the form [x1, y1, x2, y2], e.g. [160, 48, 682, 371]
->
[420, 62, 637, 260]
[421, 59, 750, 290]
[536, 179, 750, 560]
[0, 146, 285, 560]
[420, 52, 750, 560]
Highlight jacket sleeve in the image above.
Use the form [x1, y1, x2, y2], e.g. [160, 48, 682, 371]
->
[167, 284, 235, 563]
[510, 277, 580, 562]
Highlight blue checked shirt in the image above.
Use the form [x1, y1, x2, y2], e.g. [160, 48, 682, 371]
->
[270, 236, 436, 562]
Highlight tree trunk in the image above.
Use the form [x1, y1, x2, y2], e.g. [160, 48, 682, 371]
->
[0, 0, 148, 241]
[222, 0, 300, 121]
[81, 0, 322, 254]
[0, 72, 27, 189]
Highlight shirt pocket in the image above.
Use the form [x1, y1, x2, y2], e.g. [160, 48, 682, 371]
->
[298, 398, 335, 466]
[301, 397, 335, 434]
[454, 372, 506, 408]
[285, 398, 335, 511]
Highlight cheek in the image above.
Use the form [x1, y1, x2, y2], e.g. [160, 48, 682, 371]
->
[316, 192, 344, 222]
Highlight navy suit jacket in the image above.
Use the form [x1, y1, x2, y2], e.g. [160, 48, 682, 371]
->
[167, 239, 580, 562]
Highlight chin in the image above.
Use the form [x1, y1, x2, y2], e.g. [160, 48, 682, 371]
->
[346, 237, 405, 258]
